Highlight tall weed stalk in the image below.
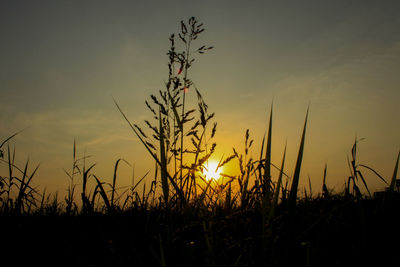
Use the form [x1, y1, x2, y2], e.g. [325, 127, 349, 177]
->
[115, 17, 219, 207]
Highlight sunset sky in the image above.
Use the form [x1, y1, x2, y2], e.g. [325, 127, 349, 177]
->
[1, 1, 399, 195]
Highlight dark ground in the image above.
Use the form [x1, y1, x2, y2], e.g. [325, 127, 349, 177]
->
[1, 195, 400, 267]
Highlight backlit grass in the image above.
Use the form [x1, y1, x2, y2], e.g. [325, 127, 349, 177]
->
[1, 17, 399, 266]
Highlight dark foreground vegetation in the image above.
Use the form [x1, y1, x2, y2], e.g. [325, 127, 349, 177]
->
[1, 192, 400, 266]
[1, 18, 399, 266]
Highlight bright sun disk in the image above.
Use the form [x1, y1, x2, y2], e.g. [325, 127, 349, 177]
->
[202, 161, 222, 181]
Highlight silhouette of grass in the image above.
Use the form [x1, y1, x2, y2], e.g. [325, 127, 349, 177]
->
[0, 17, 399, 266]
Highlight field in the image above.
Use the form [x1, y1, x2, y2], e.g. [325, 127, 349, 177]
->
[1, 17, 399, 267]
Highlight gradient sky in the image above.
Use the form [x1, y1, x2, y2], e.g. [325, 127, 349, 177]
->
[1, 1, 399, 196]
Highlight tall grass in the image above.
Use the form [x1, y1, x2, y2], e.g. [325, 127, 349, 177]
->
[288, 107, 309, 212]
[0, 18, 396, 216]
[0, 136, 40, 214]
[1, 17, 399, 267]
[114, 17, 237, 210]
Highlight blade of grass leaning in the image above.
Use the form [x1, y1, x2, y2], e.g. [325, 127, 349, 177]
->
[15, 161, 39, 212]
[159, 110, 169, 206]
[82, 163, 96, 211]
[22, 163, 40, 201]
[356, 170, 371, 197]
[0, 129, 23, 149]
[288, 107, 309, 212]
[389, 150, 400, 192]
[167, 89, 182, 129]
[131, 171, 149, 192]
[358, 164, 389, 185]
[39, 188, 46, 212]
[111, 159, 121, 207]
[114, 97, 185, 202]
[263, 102, 273, 197]
[7, 145, 15, 199]
[304, 186, 308, 200]
[82, 164, 96, 196]
[322, 164, 329, 198]
[16, 158, 29, 212]
[259, 132, 265, 186]
[268, 143, 286, 222]
[93, 175, 111, 211]
[197, 178, 213, 207]
[111, 159, 130, 207]
[114, 98, 158, 160]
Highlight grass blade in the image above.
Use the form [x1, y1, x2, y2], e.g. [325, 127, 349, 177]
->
[113, 97, 158, 161]
[307, 175, 312, 199]
[111, 159, 130, 207]
[268, 143, 286, 222]
[322, 164, 329, 198]
[288, 107, 309, 212]
[0, 129, 23, 149]
[259, 132, 265, 186]
[16, 158, 29, 212]
[389, 150, 400, 192]
[93, 175, 111, 211]
[159, 110, 169, 206]
[263, 102, 273, 197]
[356, 170, 371, 197]
[358, 164, 388, 185]
[114, 97, 185, 203]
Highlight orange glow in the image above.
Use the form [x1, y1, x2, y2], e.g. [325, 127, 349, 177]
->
[202, 161, 222, 181]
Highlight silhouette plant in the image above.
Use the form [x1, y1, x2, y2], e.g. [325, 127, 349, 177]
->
[0, 144, 40, 213]
[115, 17, 237, 208]
[345, 137, 389, 198]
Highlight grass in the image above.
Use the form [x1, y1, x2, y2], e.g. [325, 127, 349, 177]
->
[1, 17, 400, 266]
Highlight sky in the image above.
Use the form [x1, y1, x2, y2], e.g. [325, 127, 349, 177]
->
[1, 0, 399, 196]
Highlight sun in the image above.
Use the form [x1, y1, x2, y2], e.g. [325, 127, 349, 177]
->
[202, 161, 223, 181]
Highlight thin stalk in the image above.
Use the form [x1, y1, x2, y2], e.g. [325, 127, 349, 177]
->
[179, 34, 192, 191]
[159, 109, 169, 206]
